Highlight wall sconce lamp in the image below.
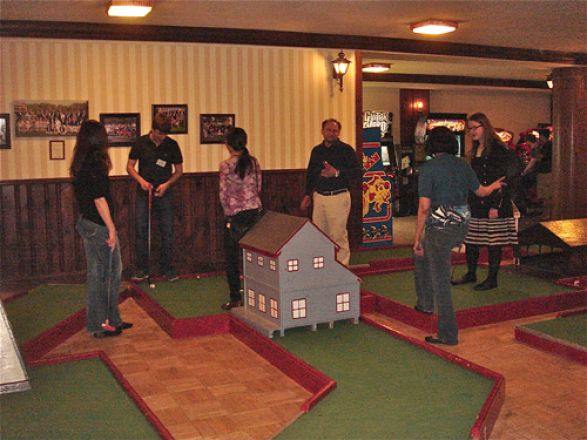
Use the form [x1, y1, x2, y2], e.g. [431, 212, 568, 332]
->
[546, 74, 553, 89]
[108, 0, 154, 17]
[411, 19, 457, 35]
[332, 51, 351, 92]
[413, 100, 424, 112]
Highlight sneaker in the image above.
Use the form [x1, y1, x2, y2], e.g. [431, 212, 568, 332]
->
[165, 271, 179, 282]
[131, 271, 148, 282]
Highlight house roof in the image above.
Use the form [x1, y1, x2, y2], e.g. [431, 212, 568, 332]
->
[240, 211, 315, 256]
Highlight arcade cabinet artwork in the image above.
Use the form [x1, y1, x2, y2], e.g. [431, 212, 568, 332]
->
[361, 127, 393, 248]
[424, 113, 467, 157]
[231, 211, 361, 338]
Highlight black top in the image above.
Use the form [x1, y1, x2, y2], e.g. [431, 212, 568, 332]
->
[73, 161, 112, 226]
[129, 134, 183, 187]
[304, 140, 361, 195]
[468, 138, 522, 218]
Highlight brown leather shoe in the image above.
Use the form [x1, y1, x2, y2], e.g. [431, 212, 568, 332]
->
[221, 300, 242, 310]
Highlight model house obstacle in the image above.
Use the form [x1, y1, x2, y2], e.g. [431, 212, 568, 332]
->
[231, 211, 361, 338]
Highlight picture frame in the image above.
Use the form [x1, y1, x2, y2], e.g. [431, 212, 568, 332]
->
[152, 104, 188, 134]
[100, 113, 141, 147]
[49, 140, 65, 161]
[200, 114, 235, 144]
[13, 100, 88, 137]
[0, 113, 11, 149]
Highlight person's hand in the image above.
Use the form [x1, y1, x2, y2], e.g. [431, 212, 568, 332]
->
[140, 179, 153, 192]
[490, 176, 506, 192]
[413, 239, 424, 256]
[489, 208, 499, 219]
[106, 228, 117, 249]
[300, 195, 311, 210]
[155, 182, 168, 197]
[320, 161, 338, 178]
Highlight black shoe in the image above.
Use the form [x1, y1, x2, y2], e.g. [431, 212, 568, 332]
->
[221, 300, 242, 310]
[451, 272, 477, 286]
[474, 279, 498, 291]
[425, 336, 458, 346]
[117, 322, 134, 331]
[414, 305, 433, 315]
[93, 328, 122, 338]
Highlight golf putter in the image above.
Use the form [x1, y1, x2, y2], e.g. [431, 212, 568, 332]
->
[101, 246, 116, 332]
[147, 187, 155, 288]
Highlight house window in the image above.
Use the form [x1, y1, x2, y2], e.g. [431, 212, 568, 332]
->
[287, 259, 299, 272]
[257, 256, 264, 267]
[270, 299, 278, 318]
[313, 256, 325, 269]
[246, 252, 253, 262]
[248, 288, 256, 307]
[269, 260, 277, 271]
[336, 292, 350, 312]
[292, 298, 307, 319]
[258, 294, 266, 312]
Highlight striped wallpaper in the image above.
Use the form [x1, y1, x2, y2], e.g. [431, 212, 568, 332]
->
[0, 38, 356, 180]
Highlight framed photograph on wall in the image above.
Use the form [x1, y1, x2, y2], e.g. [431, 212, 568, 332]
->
[100, 113, 141, 147]
[13, 100, 88, 137]
[0, 113, 11, 149]
[200, 114, 235, 144]
[152, 104, 188, 134]
[49, 140, 65, 160]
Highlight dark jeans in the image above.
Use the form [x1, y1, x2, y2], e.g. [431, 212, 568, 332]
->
[414, 222, 469, 344]
[136, 188, 174, 275]
[76, 216, 122, 333]
[223, 209, 261, 302]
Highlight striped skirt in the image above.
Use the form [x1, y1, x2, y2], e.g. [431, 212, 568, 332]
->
[464, 217, 519, 246]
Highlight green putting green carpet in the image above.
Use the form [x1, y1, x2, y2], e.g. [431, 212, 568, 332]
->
[134, 276, 229, 318]
[276, 321, 492, 440]
[350, 247, 412, 265]
[521, 313, 587, 347]
[361, 266, 576, 310]
[5, 284, 87, 344]
[0, 358, 160, 440]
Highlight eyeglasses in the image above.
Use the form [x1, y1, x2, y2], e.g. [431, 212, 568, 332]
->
[468, 125, 482, 131]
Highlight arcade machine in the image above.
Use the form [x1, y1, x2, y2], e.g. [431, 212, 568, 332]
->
[425, 113, 467, 157]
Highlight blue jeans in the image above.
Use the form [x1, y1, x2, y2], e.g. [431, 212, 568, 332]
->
[414, 222, 469, 344]
[76, 216, 122, 333]
[135, 189, 174, 275]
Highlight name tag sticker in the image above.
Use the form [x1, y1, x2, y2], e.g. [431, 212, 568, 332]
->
[156, 159, 167, 167]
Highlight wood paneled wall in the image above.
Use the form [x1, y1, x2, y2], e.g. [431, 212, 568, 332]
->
[0, 170, 363, 285]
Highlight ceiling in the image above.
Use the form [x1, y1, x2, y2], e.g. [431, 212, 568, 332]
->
[1, 0, 586, 86]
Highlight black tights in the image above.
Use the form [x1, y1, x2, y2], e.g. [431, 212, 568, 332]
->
[465, 244, 502, 282]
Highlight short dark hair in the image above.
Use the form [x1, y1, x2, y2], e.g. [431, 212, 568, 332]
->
[322, 118, 341, 130]
[426, 126, 458, 156]
[152, 113, 172, 133]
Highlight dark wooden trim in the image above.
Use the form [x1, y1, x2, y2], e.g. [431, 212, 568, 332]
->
[363, 73, 549, 90]
[1, 20, 586, 65]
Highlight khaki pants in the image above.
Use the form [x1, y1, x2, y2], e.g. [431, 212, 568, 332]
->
[312, 191, 351, 265]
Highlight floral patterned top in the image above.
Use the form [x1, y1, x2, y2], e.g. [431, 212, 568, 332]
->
[219, 155, 262, 217]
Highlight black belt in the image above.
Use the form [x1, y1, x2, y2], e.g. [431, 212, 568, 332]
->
[316, 188, 348, 196]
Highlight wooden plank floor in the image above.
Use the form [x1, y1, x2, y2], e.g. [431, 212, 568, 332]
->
[48, 299, 311, 440]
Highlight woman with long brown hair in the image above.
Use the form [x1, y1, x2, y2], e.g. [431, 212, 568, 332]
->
[452, 113, 521, 291]
[70, 120, 131, 338]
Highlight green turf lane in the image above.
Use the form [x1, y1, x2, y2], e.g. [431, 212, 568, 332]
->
[276, 321, 493, 439]
[135, 275, 229, 318]
[1, 358, 160, 440]
[350, 247, 412, 265]
[5, 284, 87, 343]
[361, 266, 576, 310]
[522, 313, 587, 347]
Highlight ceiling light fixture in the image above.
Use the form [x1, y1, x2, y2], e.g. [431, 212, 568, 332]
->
[410, 19, 457, 35]
[362, 63, 391, 73]
[108, 0, 153, 17]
